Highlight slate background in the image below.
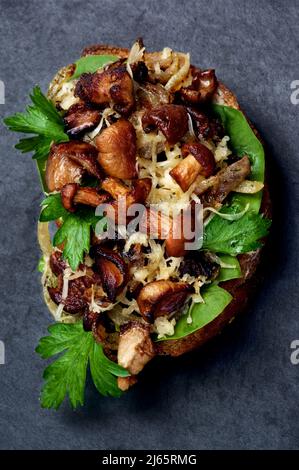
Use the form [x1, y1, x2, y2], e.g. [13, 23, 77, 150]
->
[0, 0, 298, 450]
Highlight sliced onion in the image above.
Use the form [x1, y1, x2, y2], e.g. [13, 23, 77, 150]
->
[203, 203, 250, 222]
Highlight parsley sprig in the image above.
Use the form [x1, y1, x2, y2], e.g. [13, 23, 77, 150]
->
[203, 204, 271, 255]
[40, 193, 105, 271]
[4, 86, 69, 160]
[36, 321, 129, 409]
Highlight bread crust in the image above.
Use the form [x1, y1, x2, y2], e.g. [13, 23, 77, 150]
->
[46, 45, 271, 358]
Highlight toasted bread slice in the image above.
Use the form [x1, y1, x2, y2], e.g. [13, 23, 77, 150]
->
[44, 44, 271, 357]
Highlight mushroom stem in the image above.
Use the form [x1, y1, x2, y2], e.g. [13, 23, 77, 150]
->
[61, 183, 111, 212]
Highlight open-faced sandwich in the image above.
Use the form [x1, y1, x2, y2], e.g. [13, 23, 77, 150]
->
[4, 40, 271, 409]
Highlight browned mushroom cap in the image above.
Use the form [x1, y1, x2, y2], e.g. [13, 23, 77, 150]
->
[117, 321, 155, 375]
[142, 104, 188, 145]
[45, 145, 83, 192]
[64, 102, 101, 137]
[59, 142, 102, 179]
[170, 155, 202, 193]
[48, 283, 88, 314]
[75, 64, 134, 115]
[48, 270, 97, 315]
[61, 183, 111, 212]
[81, 44, 128, 58]
[92, 246, 128, 302]
[45, 141, 103, 191]
[130, 178, 152, 204]
[182, 142, 215, 177]
[170, 142, 215, 192]
[101, 177, 151, 226]
[165, 214, 187, 257]
[130, 61, 149, 83]
[186, 107, 210, 137]
[96, 119, 137, 179]
[165, 201, 199, 257]
[60, 183, 79, 212]
[137, 280, 194, 322]
[180, 68, 218, 104]
[49, 250, 67, 276]
[136, 82, 172, 109]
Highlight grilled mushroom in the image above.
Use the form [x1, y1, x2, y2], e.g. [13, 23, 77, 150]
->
[45, 141, 102, 191]
[142, 104, 188, 145]
[49, 250, 67, 276]
[136, 82, 171, 109]
[75, 63, 134, 115]
[137, 280, 194, 322]
[117, 321, 155, 375]
[180, 68, 218, 104]
[165, 213, 187, 257]
[101, 177, 151, 226]
[170, 142, 215, 192]
[179, 251, 220, 281]
[96, 119, 137, 179]
[61, 183, 111, 212]
[197, 155, 251, 207]
[187, 106, 224, 140]
[45, 145, 83, 192]
[92, 246, 128, 302]
[64, 102, 101, 137]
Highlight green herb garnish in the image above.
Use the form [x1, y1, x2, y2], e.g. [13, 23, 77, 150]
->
[4, 86, 69, 160]
[70, 54, 119, 80]
[157, 284, 232, 341]
[203, 205, 271, 256]
[36, 321, 129, 409]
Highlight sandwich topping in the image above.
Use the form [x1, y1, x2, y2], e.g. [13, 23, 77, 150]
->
[5, 40, 271, 408]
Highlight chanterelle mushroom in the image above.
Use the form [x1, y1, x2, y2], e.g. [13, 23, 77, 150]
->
[45, 141, 102, 191]
[180, 68, 218, 104]
[61, 183, 111, 212]
[117, 321, 155, 375]
[137, 280, 194, 323]
[96, 119, 137, 179]
[198, 155, 251, 207]
[142, 104, 188, 145]
[75, 63, 135, 115]
[45, 145, 83, 192]
[64, 102, 101, 137]
[170, 141, 215, 192]
[91, 246, 128, 302]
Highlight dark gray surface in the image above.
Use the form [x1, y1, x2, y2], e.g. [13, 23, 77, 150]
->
[0, 0, 298, 450]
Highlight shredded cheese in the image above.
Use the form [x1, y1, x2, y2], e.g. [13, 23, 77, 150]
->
[127, 41, 145, 78]
[85, 107, 121, 142]
[154, 317, 176, 339]
[55, 81, 79, 110]
[214, 136, 232, 162]
[47, 44, 233, 334]
[165, 53, 190, 91]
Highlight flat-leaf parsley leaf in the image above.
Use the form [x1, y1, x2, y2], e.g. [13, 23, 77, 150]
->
[36, 321, 129, 409]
